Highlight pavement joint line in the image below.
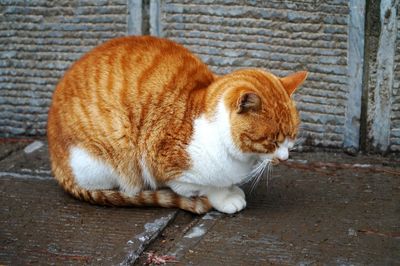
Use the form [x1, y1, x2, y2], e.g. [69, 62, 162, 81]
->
[19, 168, 52, 174]
[0, 171, 53, 180]
[120, 211, 178, 266]
[0, 145, 26, 162]
[167, 211, 222, 259]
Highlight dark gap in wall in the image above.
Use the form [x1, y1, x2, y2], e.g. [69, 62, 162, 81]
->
[142, 0, 150, 35]
[360, 0, 381, 152]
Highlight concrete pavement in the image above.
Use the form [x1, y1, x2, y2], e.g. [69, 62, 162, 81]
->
[0, 141, 177, 265]
[0, 140, 399, 265]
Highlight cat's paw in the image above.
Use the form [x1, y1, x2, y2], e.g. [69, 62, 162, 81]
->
[208, 186, 246, 214]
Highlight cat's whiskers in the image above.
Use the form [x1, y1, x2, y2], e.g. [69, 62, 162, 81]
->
[266, 161, 273, 187]
[249, 162, 265, 192]
[239, 160, 263, 185]
[241, 159, 272, 194]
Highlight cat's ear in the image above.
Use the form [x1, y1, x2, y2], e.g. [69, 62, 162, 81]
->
[280, 71, 308, 96]
[237, 92, 261, 113]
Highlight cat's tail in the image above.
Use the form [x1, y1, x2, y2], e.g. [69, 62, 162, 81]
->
[62, 181, 212, 214]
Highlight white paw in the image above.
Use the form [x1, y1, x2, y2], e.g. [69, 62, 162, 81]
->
[208, 186, 246, 214]
[230, 185, 245, 198]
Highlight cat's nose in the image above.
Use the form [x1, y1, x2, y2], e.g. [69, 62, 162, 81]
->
[275, 148, 289, 161]
[278, 157, 288, 162]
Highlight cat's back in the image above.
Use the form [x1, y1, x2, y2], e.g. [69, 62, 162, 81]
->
[49, 36, 214, 125]
[49, 35, 213, 119]
[54, 36, 212, 98]
[48, 36, 214, 166]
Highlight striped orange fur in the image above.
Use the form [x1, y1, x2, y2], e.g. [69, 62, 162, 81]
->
[47, 36, 307, 214]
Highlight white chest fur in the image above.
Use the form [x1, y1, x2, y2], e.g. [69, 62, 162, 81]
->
[178, 100, 256, 187]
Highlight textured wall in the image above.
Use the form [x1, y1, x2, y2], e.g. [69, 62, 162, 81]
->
[391, 12, 400, 151]
[0, 0, 127, 136]
[1, 0, 399, 152]
[365, 0, 399, 153]
[160, 0, 351, 150]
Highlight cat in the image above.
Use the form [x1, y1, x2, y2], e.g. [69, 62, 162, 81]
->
[47, 36, 307, 214]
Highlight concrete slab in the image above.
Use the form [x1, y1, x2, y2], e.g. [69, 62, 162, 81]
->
[0, 140, 26, 161]
[139, 152, 400, 265]
[0, 141, 178, 265]
[2, 141, 399, 265]
[0, 140, 52, 180]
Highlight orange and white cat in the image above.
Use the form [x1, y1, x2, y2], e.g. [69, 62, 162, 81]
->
[47, 36, 307, 214]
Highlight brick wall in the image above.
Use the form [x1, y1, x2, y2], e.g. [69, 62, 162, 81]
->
[0, 0, 127, 136]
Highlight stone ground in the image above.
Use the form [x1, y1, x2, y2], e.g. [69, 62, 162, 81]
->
[0, 139, 399, 265]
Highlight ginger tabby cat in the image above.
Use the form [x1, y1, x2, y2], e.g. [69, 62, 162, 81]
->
[47, 36, 307, 214]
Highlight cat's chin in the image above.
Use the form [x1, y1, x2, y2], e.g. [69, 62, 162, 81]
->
[254, 156, 279, 165]
[257, 154, 274, 164]
[271, 158, 280, 165]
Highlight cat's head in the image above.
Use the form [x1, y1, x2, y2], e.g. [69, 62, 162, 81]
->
[219, 69, 307, 163]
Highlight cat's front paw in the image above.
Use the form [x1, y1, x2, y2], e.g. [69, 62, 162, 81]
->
[208, 186, 246, 214]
